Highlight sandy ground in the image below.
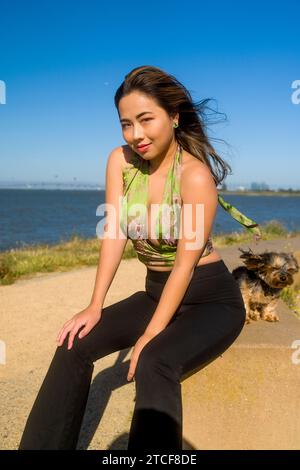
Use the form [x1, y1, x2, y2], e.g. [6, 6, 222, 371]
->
[1, 235, 300, 450]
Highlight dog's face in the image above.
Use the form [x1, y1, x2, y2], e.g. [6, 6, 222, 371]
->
[238, 248, 299, 289]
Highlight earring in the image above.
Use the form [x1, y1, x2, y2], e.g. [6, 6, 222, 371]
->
[173, 122, 179, 128]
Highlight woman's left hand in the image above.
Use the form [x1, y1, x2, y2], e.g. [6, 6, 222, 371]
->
[127, 332, 157, 382]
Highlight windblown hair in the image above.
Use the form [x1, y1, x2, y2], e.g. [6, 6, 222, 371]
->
[114, 65, 233, 186]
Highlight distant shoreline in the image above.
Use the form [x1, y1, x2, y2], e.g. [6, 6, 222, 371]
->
[0, 185, 104, 191]
[0, 187, 300, 196]
[218, 191, 300, 197]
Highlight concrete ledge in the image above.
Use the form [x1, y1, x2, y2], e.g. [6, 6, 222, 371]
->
[181, 300, 300, 450]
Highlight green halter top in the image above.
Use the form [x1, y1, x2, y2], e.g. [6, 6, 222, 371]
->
[120, 144, 261, 268]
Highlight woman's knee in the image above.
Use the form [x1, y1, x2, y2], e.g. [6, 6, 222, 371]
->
[135, 347, 180, 383]
[56, 333, 93, 367]
[70, 323, 117, 365]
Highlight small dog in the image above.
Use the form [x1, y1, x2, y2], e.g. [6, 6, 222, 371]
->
[231, 248, 299, 323]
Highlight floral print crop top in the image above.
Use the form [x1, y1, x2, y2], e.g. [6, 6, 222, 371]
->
[120, 143, 261, 268]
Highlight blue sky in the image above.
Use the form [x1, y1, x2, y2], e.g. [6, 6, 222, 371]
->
[0, 0, 299, 189]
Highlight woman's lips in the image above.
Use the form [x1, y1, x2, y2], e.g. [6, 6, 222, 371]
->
[137, 143, 151, 152]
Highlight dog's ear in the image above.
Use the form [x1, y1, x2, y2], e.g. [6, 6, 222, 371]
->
[285, 252, 300, 272]
[291, 254, 299, 272]
[238, 247, 265, 269]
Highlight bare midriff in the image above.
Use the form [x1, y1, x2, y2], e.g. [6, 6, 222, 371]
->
[145, 246, 222, 272]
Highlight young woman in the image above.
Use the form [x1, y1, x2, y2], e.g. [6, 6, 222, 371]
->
[19, 65, 261, 451]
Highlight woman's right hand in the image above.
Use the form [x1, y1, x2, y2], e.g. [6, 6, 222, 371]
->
[56, 304, 102, 350]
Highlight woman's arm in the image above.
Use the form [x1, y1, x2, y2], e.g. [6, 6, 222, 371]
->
[89, 146, 128, 310]
[144, 162, 218, 336]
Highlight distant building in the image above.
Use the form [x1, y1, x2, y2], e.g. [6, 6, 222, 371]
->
[250, 182, 269, 191]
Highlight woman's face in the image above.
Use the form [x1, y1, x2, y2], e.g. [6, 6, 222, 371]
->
[118, 91, 178, 159]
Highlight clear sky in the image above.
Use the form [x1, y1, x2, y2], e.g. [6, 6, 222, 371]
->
[0, 0, 299, 189]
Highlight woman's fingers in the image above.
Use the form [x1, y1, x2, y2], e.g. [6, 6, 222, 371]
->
[56, 309, 100, 348]
[79, 314, 101, 339]
[57, 320, 75, 346]
[67, 323, 84, 350]
[56, 325, 69, 345]
[78, 320, 93, 339]
[56, 319, 73, 342]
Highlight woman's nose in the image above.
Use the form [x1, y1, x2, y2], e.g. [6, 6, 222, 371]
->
[132, 125, 144, 140]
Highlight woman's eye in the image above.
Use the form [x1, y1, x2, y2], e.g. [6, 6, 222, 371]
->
[122, 118, 152, 129]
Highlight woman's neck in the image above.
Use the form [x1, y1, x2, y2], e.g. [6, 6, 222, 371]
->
[148, 141, 178, 174]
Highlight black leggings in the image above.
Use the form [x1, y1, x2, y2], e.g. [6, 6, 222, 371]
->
[18, 259, 246, 451]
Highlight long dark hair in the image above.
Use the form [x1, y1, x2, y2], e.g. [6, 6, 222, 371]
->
[114, 65, 233, 187]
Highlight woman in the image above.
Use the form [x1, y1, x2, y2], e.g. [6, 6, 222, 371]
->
[19, 65, 261, 451]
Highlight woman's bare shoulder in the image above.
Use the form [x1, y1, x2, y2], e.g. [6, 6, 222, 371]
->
[109, 144, 138, 171]
[181, 149, 213, 182]
[180, 149, 217, 204]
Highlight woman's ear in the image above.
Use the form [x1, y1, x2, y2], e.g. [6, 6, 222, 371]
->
[171, 111, 179, 122]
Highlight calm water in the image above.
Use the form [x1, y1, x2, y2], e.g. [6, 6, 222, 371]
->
[0, 189, 299, 252]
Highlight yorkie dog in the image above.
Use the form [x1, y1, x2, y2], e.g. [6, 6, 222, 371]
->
[231, 248, 299, 323]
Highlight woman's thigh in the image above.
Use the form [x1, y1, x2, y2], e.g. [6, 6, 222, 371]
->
[136, 301, 246, 381]
[72, 291, 158, 364]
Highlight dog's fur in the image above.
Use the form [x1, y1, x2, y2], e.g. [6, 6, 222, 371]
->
[231, 248, 299, 323]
